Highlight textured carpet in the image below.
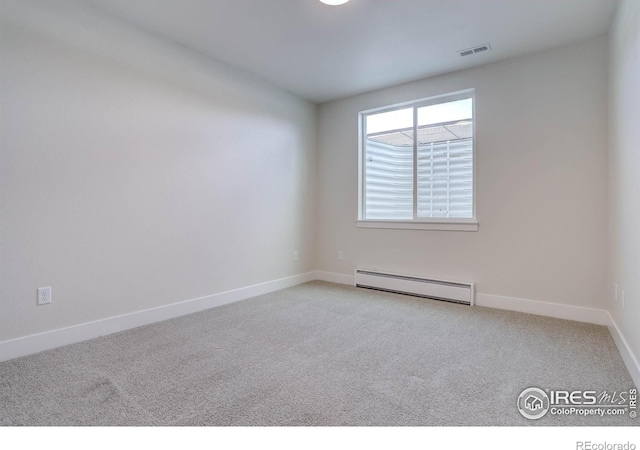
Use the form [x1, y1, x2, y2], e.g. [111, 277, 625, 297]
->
[0, 281, 636, 426]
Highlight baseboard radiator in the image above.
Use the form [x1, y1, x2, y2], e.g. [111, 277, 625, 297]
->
[354, 269, 475, 306]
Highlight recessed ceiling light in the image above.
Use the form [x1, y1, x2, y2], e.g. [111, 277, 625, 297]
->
[319, 0, 350, 5]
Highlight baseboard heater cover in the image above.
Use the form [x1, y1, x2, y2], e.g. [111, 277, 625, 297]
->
[354, 269, 475, 306]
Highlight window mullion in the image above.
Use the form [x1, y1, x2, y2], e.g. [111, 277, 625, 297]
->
[430, 142, 434, 218]
[446, 140, 450, 218]
[412, 107, 418, 220]
[361, 114, 367, 220]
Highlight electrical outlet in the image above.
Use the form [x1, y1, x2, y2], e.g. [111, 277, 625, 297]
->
[621, 290, 625, 310]
[293, 251, 299, 261]
[338, 251, 344, 261]
[37, 287, 52, 305]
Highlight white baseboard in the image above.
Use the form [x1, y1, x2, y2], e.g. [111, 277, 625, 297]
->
[315, 271, 611, 326]
[0, 269, 630, 375]
[0, 271, 316, 363]
[476, 293, 611, 326]
[608, 313, 640, 388]
[315, 271, 354, 286]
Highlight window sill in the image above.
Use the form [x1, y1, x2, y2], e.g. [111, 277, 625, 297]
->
[356, 220, 479, 232]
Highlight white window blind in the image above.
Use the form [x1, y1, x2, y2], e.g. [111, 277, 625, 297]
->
[361, 92, 474, 222]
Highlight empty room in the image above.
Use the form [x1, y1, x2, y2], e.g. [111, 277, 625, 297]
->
[1, 0, 639, 438]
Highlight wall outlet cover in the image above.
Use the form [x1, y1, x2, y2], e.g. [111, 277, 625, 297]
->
[37, 287, 52, 305]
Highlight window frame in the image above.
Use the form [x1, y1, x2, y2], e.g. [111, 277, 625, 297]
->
[357, 89, 478, 232]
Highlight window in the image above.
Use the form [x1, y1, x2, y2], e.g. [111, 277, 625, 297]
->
[358, 90, 477, 231]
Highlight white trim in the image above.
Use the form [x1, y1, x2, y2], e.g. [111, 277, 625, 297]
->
[475, 293, 611, 326]
[315, 270, 355, 286]
[0, 271, 316, 363]
[316, 271, 611, 325]
[1, 269, 633, 382]
[357, 220, 479, 231]
[359, 89, 476, 116]
[412, 105, 418, 220]
[608, 313, 640, 388]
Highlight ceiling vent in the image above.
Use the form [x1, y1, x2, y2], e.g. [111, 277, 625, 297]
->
[459, 43, 491, 57]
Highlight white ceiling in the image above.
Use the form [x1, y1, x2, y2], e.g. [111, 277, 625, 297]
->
[83, 0, 618, 103]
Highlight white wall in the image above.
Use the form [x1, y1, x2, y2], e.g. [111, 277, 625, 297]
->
[0, 0, 620, 356]
[608, 0, 640, 372]
[317, 36, 609, 311]
[0, 0, 317, 341]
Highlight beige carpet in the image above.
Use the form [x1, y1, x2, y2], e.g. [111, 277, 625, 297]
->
[0, 281, 635, 426]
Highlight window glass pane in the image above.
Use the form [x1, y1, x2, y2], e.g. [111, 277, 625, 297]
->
[366, 107, 413, 134]
[364, 108, 413, 220]
[416, 98, 473, 219]
[418, 98, 472, 126]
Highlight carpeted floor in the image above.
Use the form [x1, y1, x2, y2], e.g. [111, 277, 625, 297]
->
[0, 281, 636, 426]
